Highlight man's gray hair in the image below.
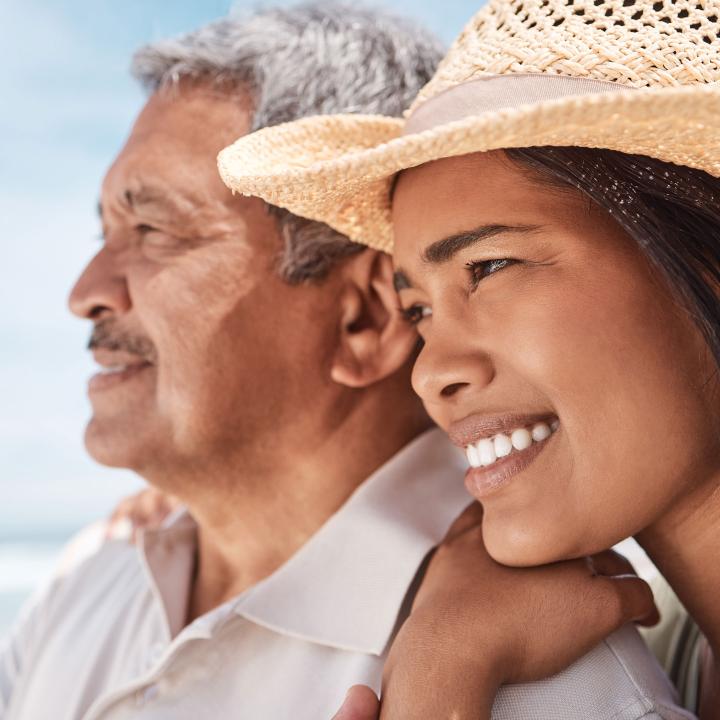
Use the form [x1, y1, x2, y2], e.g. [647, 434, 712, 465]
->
[131, 2, 443, 283]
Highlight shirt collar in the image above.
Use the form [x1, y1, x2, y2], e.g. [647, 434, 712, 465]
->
[139, 510, 198, 640]
[233, 428, 469, 656]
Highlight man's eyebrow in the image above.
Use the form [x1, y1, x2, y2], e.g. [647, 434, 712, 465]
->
[422, 224, 540, 264]
[100, 186, 196, 223]
[124, 187, 182, 216]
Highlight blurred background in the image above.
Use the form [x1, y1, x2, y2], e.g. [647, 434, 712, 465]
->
[0, 0, 479, 639]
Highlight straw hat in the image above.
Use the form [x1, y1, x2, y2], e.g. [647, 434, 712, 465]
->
[218, 0, 720, 252]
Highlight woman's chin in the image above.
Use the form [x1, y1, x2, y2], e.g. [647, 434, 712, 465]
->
[482, 517, 587, 568]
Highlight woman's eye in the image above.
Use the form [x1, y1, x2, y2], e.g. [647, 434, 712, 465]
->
[400, 304, 432, 326]
[466, 258, 517, 289]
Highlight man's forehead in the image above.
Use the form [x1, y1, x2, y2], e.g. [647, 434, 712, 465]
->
[98, 82, 259, 229]
[131, 82, 254, 148]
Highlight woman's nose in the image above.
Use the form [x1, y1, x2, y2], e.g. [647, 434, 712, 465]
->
[412, 329, 495, 407]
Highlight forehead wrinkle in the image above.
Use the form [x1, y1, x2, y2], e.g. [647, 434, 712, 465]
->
[103, 182, 219, 237]
[123, 185, 195, 219]
[422, 224, 541, 265]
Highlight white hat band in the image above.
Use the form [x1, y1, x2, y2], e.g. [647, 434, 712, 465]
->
[404, 73, 636, 136]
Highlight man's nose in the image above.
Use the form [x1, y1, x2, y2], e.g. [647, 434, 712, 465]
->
[68, 247, 131, 320]
[411, 328, 495, 407]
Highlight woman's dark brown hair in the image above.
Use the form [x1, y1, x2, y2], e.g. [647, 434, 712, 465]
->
[506, 147, 720, 370]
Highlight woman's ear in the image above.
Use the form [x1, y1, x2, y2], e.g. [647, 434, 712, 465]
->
[330, 250, 419, 389]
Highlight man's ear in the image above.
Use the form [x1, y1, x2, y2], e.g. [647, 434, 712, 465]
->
[330, 250, 419, 389]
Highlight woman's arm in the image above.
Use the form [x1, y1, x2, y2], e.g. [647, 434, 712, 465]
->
[334, 503, 658, 720]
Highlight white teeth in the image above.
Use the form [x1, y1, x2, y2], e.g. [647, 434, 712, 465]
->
[99, 365, 128, 375]
[531, 422, 551, 442]
[493, 433, 513, 458]
[464, 419, 559, 470]
[466, 443, 481, 468]
[477, 438, 496, 466]
[511, 428, 532, 451]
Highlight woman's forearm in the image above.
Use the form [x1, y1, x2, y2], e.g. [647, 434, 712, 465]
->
[379, 663, 497, 720]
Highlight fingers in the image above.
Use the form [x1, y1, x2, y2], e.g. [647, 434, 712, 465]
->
[332, 686, 380, 720]
[106, 489, 179, 543]
[443, 502, 483, 542]
[588, 552, 658, 626]
[589, 549, 637, 578]
[106, 499, 135, 540]
[596, 574, 660, 631]
[611, 574, 660, 627]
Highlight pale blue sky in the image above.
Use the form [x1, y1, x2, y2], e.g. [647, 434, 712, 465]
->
[0, 0, 480, 541]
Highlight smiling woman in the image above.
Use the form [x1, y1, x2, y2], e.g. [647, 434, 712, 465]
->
[392, 147, 720, 569]
[218, 0, 720, 716]
[369, 146, 720, 720]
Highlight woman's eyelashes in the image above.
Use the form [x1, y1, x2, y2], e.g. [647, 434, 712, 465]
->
[400, 303, 432, 326]
[466, 257, 518, 290]
[400, 257, 519, 325]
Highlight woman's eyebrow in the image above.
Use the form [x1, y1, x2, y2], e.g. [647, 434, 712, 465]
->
[422, 224, 540, 264]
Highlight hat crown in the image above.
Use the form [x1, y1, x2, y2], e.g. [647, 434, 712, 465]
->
[410, 0, 720, 112]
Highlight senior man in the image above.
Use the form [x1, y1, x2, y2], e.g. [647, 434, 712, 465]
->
[0, 6, 454, 719]
[0, 3, 687, 720]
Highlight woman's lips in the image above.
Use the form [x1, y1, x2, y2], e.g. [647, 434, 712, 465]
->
[448, 412, 558, 448]
[449, 411, 560, 500]
[464, 430, 556, 500]
[88, 362, 152, 393]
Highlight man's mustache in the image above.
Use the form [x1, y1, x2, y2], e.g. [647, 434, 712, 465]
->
[88, 320, 157, 364]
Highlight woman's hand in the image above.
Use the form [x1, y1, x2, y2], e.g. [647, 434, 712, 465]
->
[331, 686, 380, 720]
[334, 502, 658, 720]
[106, 487, 181, 541]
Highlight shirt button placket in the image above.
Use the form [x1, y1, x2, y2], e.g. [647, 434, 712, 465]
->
[135, 683, 159, 708]
[148, 642, 164, 668]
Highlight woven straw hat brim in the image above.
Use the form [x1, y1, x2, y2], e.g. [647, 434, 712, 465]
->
[218, 85, 720, 253]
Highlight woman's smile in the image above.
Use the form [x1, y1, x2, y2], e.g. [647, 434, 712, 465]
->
[214, 0, 720, 710]
[392, 148, 720, 567]
[451, 414, 560, 498]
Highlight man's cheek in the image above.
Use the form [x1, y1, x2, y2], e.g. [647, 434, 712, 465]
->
[139, 285, 234, 356]
[171, 243, 258, 296]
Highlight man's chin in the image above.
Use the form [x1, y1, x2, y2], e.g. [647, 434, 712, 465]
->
[83, 417, 151, 471]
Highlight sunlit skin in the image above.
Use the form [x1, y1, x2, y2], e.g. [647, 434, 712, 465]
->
[390, 149, 720, 717]
[68, 81, 426, 619]
[73, 84, 337, 478]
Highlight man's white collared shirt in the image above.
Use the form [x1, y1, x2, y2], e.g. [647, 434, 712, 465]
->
[0, 430, 694, 719]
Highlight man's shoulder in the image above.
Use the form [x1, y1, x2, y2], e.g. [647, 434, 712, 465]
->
[492, 625, 695, 720]
[1, 527, 160, 720]
[19, 526, 146, 639]
[57, 522, 141, 580]
[52, 521, 132, 574]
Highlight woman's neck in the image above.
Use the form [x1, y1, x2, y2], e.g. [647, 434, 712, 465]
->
[636, 475, 720, 655]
